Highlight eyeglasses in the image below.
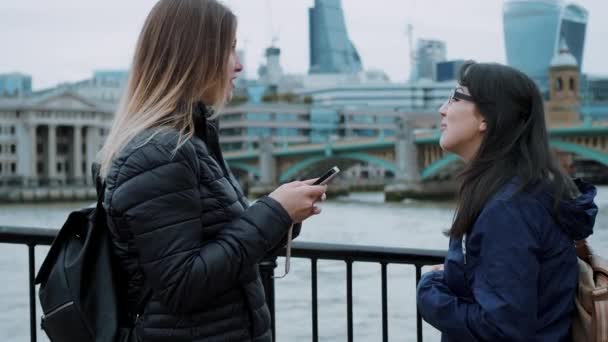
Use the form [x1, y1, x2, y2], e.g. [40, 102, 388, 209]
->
[448, 89, 475, 104]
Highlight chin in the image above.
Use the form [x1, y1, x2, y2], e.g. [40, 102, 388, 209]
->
[439, 137, 451, 152]
[224, 91, 233, 103]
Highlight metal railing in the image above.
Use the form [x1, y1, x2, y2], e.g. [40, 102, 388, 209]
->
[0, 226, 446, 342]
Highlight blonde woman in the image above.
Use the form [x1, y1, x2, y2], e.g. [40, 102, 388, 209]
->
[97, 0, 326, 341]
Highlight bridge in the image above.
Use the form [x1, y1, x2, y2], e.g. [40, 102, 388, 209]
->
[223, 121, 608, 200]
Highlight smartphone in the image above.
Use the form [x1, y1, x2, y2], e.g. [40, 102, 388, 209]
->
[313, 166, 340, 185]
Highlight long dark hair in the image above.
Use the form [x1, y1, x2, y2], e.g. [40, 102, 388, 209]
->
[448, 61, 577, 238]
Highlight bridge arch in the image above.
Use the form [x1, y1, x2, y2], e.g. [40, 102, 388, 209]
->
[279, 152, 399, 182]
[420, 154, 460, 180]
[420, 140, 608, 180]
[227, 162, 261, 177]
[549, 139, 608, 166]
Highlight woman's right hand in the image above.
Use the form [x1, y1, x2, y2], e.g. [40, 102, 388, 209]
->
[269, 179, 327, 223]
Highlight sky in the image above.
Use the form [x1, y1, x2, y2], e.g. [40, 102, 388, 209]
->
[1, 0, 607, 90]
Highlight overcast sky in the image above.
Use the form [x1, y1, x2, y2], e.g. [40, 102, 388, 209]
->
[1, 0, 606, 90]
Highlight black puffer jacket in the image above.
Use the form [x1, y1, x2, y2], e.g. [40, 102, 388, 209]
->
[103, 110, 293, 341]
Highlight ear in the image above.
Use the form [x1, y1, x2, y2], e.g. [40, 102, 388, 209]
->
[479, 119, 487, 133]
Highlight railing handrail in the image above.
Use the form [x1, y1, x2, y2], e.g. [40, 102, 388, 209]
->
[0, 225, 447, 342]
[0, 225, 447, 263]
[284, 241, 446, 264]
[0, 226, 57, 245]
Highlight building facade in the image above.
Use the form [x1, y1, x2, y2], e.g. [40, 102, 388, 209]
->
[33, 70, 128, 104]
[0, 92, 112, 187]
[295, 81, 455, 109]
[308, 0, 362, 74]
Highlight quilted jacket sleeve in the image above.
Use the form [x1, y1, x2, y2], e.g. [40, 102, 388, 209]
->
[105, 139, 292, 313]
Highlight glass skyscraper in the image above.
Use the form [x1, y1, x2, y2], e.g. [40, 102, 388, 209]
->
[0, 73, 32, 97]
[415, 39, 447, 81]
[308, 0, 363, 74]
[503, 0, 587, 91]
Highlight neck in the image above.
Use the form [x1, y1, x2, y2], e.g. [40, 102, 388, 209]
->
[456, 139, 481, 163]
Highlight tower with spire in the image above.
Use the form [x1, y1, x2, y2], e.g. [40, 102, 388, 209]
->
[546, 37, 581, 128]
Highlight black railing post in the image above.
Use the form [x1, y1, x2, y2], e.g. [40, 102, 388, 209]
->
[346, 260, 353, 342]
[259, 256, 278, 340]
[415, 264, 422, 342]
[381, 262, 388, 342]
[28, 244, 37, 342]
[311, 258, 319, 342]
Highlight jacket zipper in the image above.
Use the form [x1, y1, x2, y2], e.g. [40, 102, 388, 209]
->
[462, 233, 467, 265]
[44, 301, 74, 318]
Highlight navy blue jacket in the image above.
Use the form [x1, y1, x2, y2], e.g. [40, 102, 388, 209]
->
[417, 179, 597, 341]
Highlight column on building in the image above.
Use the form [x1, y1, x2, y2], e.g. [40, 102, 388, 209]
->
[46, 124, 57, 183]
[259, 136, 276, 185]
[71, 125, 83, 184]
[395, 118, 420, 182]
[85, 126, 101, 185]
[16, 122, 37, 185]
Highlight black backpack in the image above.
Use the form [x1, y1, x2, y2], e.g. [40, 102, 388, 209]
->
[34, 179, 147, 342]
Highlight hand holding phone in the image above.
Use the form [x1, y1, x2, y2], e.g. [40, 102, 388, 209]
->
[312, 166, 340, 185]
[274, 167, 339, 279]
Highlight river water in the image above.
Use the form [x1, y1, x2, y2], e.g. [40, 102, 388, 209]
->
[1, 189, 607, 341]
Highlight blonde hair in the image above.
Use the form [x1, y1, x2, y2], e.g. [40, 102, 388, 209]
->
[98, 0, 237, 177]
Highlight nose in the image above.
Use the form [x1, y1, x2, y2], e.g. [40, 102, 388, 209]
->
[439, 101, 448, 117]
[235, 54, 243, 73]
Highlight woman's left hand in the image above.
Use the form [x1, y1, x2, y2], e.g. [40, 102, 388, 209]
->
[430, 264, 444, 271]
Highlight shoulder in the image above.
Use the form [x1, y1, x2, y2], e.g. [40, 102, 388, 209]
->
[473, 181, 549, 239]
[104, 129, 200, 207]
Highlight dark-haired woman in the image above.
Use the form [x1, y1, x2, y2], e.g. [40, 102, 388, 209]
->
[416, 61, 597, 341]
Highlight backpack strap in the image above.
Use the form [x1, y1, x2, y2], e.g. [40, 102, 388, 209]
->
[575, 239, 593, 264]
[94, 172, 152, 321]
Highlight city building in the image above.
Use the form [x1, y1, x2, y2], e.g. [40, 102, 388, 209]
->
[581, 75, 608, 122]
[220, 83, 441, 151]
[257, 46, 284, 87]
[308, 0, 362, 74]
[414, 39, 447, 81]
[295, 81, 455, 109]
[436, 60, 466, 82]
[0, 73, 32, 97]
[546, 38, 581, 127]
[503, 0, 588, 92]
[32, 70, 128, 104]
[0, 91, 113, 187]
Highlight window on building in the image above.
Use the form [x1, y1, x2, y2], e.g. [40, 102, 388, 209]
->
[0, 145, 2, 154]
[10, 126, 15, 135]
[57, 162, 62, 173]
[37, 143, 43, 154]
[65, 162, 70, 173]
[82, 143, 86, 154]
[10, 144, 16, 154]
[58, 143, 68, 154]
[37, 162, 44, 174]
[556, 77, 563, 91]
[82, 162, 87, 175]
[11, 163, 16, 174]
[570, 78, 576, 92]
[0, 163, 3, 174]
